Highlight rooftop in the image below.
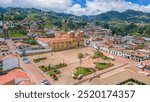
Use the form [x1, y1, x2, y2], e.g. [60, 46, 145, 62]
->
[89, 70, 150, 85]
[0, 71, 30, 85]
[36, 37, 74, 43]
[18, 80, 33, 85]
[0, 54, 18, 61]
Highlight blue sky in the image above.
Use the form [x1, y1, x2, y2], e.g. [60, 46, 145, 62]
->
[72, 0, 86, 7]
[72, 0, 150, 7]
[127, 0, 150, 5]
[0, 0, 150, 16]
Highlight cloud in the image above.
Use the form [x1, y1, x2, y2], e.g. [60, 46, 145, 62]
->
[0, 0, 150, 16]
[0, 0, 12, 7]
[68, 0, 150, 16]
[0, 0, 72, 12]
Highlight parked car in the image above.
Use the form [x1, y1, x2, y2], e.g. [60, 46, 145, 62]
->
[23, 57, 30, 64]
[41, 79, 51, 85]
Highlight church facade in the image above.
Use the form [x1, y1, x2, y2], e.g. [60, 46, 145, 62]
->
[36, 31, 84, 51]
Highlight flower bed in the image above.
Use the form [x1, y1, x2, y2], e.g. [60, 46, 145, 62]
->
[55, 63, 67, 69]
[33, 57, 47, 63]
[48, 69, 60, 76]
[39, 65, 54, 72]
[94, 62, 114, 70]
[47, 69, 61, 81]
[39, 63, 67, 73]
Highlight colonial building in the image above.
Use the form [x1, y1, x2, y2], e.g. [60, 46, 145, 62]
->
[98, 44, 150, 62]
[36, 31, 84, 51]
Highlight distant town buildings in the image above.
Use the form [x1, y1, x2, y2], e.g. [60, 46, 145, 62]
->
[86, 33, 150, 62]
[84, 26, 112, 41]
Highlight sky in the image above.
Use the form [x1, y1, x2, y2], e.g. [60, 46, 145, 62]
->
[0, 0, 150, 16]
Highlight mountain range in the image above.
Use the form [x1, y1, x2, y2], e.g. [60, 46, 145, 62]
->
[0, 7, 150, 23]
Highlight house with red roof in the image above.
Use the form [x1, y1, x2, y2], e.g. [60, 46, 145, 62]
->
[0, 71, 32, 85]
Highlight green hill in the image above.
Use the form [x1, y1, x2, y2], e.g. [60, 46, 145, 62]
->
[95, 9, 150, 23]
[0, 7, 150, 37]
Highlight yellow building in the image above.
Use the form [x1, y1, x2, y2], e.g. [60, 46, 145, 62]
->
[36, 31, 84, 51]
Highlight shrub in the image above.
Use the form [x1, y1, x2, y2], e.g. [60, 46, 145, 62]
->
[48, 69, 60, 81]
[39, 65, 54, 72]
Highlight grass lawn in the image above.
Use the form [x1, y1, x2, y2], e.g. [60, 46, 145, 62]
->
[94, 62, 114, 70]
[0, 34, 3, 37]
[74, 67, 95, 77]
[10, 32, 26, 37]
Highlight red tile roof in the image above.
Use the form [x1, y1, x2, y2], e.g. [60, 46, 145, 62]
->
[0, 73, 15, 85]
[18, 80, 33, 85]
[36, 37, 74, 44]
[0, 72, 30, 85]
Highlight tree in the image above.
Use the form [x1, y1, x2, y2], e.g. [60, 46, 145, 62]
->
[78, 53, 84, 67]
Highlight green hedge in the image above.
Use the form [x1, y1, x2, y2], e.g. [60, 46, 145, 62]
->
[55, 63, 67, 69]
[33, 57, 47, 63]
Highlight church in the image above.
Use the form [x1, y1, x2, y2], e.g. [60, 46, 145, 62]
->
[36, 31, 84, 51]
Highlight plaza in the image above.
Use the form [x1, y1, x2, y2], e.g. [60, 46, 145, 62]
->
[28, 47, 138, 85]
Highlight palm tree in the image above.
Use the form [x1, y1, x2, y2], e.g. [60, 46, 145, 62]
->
[78, 53, 84, 67]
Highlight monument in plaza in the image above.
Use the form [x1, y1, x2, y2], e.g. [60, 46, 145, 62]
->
[3, 23, 9, 39]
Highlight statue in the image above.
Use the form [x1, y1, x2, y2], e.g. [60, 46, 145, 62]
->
[3, 23, 9, 39]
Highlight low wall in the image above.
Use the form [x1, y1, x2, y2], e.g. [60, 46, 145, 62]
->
[17, 49, 52, 56]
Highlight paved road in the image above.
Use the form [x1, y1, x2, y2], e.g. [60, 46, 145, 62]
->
[5, 39, 17, 54]
[19, 57, 45, 84]
[5, 39, 46, 84]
